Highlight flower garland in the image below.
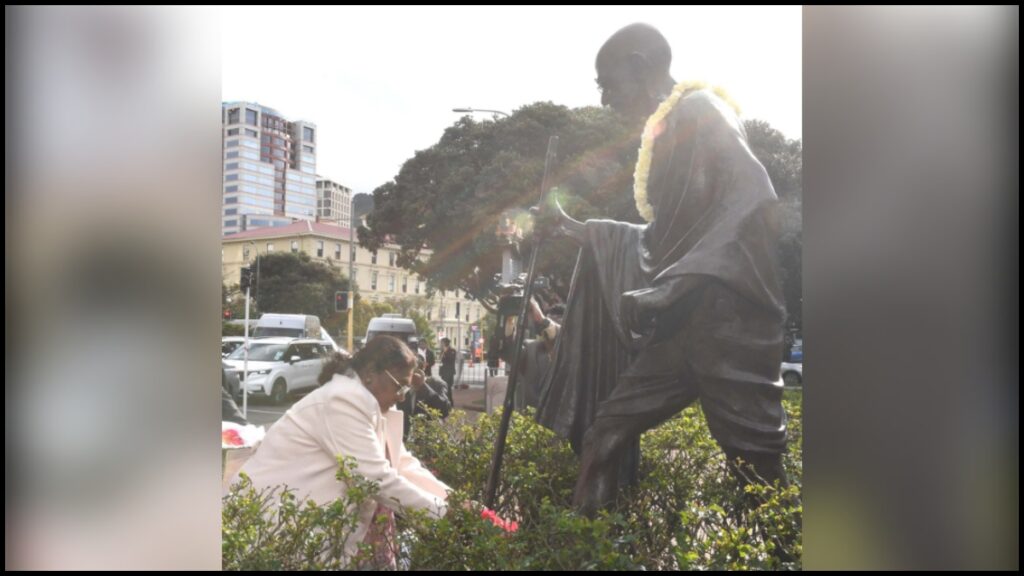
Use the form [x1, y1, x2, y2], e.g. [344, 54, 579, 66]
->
[633, 81, 740, 222]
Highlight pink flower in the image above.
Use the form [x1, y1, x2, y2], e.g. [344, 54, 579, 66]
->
[222, 429, 244, 447]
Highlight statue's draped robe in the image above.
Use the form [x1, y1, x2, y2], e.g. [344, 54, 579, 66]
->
[537, 89, 787, 478]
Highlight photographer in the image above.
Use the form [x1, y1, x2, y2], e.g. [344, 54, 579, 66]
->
[491, 288, 563, 410]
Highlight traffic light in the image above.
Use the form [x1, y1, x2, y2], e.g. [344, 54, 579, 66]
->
[334, 291, 349, 312]
[239, 266, 252, 292]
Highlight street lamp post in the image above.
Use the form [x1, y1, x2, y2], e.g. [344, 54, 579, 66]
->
[244, 241, 260, 311]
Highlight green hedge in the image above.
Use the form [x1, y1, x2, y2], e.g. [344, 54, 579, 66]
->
[223, 396, 802, 570]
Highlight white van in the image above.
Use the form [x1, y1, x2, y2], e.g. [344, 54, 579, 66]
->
[253, 314, 321, 339]
[365, 314, 418, 347]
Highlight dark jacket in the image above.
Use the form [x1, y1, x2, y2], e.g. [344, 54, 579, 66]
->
[399, 376, 452, 439]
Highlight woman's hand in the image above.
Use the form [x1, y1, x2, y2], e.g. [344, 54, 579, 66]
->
[411, 369, 427, 392]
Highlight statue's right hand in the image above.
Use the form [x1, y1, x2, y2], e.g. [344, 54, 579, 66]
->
[531, 197, 584, 246]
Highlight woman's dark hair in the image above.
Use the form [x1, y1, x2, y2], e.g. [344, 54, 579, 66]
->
[318, 335, 416, 385]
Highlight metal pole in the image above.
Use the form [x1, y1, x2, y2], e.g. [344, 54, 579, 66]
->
[254, 252, 260, 311]
[484, 135, 558, 508]
[457, 304, 462, 383]
[242, 283, 251, 418]
[347, 201, 355, 352]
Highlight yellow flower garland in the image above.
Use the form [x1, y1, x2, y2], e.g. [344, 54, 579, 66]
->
[633, 81, 740, 222]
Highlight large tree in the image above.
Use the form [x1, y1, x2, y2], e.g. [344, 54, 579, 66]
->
[359, 102, 638, 311]
[252, 251, 352, 327]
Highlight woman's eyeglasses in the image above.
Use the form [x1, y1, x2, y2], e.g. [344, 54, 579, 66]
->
[383, 369, 412, 397]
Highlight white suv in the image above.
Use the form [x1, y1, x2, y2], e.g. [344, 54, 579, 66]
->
[224, 338, 330, 404]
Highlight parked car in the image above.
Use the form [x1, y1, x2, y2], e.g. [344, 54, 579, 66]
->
[222, 336, 246, 358]
[319, 327, 345, 353]
[222, 360, 242, 401]
[781, 361, 803, 387]
[789, 343, 803, 363]
[223, 338, 331, 404]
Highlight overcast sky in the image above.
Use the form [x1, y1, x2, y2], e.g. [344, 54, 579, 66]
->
[222, 6, 802, 194]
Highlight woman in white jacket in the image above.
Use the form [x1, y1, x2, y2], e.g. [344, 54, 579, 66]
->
[232, 335, 451, 566]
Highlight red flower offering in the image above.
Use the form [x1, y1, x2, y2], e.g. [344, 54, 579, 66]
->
[221, 428, 244, 447]
[480, 507, 518, 533]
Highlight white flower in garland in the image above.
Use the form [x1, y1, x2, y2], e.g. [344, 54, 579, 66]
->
[633, 81, 740, 223]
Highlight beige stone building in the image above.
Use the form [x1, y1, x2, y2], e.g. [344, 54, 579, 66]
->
[222, 220, 485, 346]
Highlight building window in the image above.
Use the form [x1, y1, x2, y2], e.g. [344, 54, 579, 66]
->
[225, 162, 239, 170]
[245, 109, 258, 126]
[303, 144, 314, 153]
[245, 128, 258, 138]
[415, 280, 421, 295]
[227, 128, 239, 136]
[291, 240, 299, 253]
[389, 252, 397, 266]
[224, 219, 237, 227]
[402, 276, 408, 293]
[303, 126, 314, 142]
[267, 243, 274, 252]
[225, 174, 238, 181]
[226, 151, 239, 159]
[371, 251, 377, 265]
[226, 140, 238, 148]
[388, 274, 396, 292]
[225, 208, 237, 216]
[316, 241, 324, 257]
[228, 108, 239, 124]
[371, 271, 378, 290]
[334, 243, 341, 259]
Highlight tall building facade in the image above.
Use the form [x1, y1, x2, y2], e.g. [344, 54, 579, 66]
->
[221, 102, 318, 236]
[316, 177, 352, 228]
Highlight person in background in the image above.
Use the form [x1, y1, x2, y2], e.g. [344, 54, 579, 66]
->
[397, 356, 452, 440]
[438, 337, 456, 402]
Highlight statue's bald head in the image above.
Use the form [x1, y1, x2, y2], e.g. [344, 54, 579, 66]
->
[595, 23, 674, 120]
[597, 23, 672, 77]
